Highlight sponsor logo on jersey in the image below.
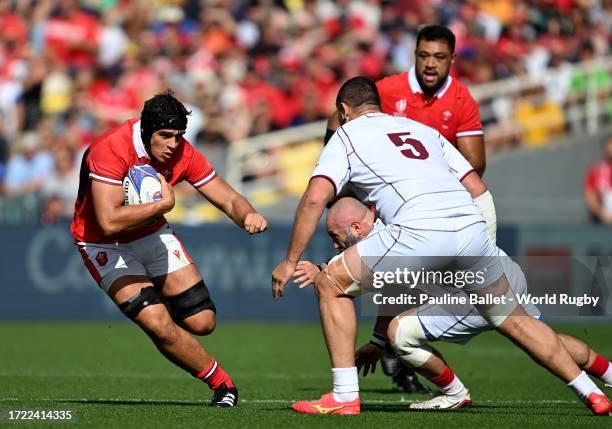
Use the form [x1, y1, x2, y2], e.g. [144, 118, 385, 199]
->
[173, 249, 181, 259]
[95, 251, 108, 266]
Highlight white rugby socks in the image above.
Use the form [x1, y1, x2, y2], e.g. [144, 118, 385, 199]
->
[332, 367, 359, 402]
[568, 371, 604, 400]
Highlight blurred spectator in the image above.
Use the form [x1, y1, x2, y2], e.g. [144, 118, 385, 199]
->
[4, 132, 54, 197]
[584, 135, 612, 224]
[41, 146, 80, 220]
[514, 85, 565, 147]
[0, 124, 8, 194]
[0, 0, 608, 223]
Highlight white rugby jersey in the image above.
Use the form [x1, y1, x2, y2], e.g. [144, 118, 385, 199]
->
[312, 112, 483, 231]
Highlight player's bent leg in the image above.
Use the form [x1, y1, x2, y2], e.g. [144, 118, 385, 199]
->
[165, 280, 217, 336]
[109, 275, 237, 407]
[293, 247, 362, 415]
[388, 313, 471, 410]
[154, 264, 217, 336]
[108, 275, 213, 374]
[558, 334, 612, 387]
[314, 246, 363, 368]
[475, 276, 611, 415]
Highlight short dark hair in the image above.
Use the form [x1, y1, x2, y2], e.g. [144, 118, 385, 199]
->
[336, 76, 381, 111]
[416, 25, 456, 54]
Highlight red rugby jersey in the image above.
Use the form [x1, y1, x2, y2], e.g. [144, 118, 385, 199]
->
[376, 67, 483, 146]
[585, 161, 612, 191]
[71, 118, 217, 244]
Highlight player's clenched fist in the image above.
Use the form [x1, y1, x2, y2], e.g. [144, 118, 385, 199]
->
[243, 212, 268, 234]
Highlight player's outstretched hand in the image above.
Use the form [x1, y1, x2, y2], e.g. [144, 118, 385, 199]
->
[157, 173, 175, 214]
[293, 261, 320, 289]
[272, 259, 296, 299]
[244, 212, 268, 234]
[355, 343, 383, 377]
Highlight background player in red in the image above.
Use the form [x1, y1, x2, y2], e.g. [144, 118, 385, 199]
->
[71, 91, 267, 407]
[326, 25, 486, 176]
[584, 134, 612, 224]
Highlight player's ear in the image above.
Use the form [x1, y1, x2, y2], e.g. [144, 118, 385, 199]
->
[337, 104, 346, 124]
[339, 103, 350, 124]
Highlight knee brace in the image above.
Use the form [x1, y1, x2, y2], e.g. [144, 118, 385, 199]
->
[165, 280, 216, 321]
[391, 315, 433, 368]
[119, 286, 162, 320]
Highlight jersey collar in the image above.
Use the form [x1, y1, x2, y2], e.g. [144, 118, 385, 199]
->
[407, 66, 452, 99]
[132, 120, 151, 160]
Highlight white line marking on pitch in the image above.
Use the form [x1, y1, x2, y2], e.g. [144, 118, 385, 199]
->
[0, 372, 328, 380]
[0, 397, 579, 405]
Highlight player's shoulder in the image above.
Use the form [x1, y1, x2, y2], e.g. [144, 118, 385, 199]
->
[88, 119, 137, 161]
[447, 77, 477, 102]
[588, 160, 608, 175]
[90, 119, 137, 150]
[376, 72, 408, 92]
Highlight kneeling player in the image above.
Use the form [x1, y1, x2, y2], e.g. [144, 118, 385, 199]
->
[72, 91, 268, 407]
[293, 197, 612, 411]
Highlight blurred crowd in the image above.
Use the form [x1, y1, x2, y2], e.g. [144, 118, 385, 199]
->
[0, 0, 610, 225]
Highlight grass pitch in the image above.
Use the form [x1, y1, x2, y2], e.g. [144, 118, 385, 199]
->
[1, 322, 610, 428]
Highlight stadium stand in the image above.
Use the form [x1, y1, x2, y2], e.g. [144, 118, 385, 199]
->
[0, 0, 609, 224]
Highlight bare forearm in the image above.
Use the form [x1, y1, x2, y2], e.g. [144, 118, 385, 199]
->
[98, 202, 165, 235]
[285, 196, 326, 263]
[461, 171, 487, 198]
[373, 313, 394, 338]
[225, 194, 257, 227]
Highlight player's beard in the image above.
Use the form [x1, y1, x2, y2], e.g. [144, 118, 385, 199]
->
[416, 72, 444, 97]
[341, 228, 361, 251]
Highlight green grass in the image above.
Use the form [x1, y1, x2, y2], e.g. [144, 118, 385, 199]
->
[0, 322, 610, 428]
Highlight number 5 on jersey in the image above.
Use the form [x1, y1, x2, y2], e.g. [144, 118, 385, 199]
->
[387, 132, 429, 160]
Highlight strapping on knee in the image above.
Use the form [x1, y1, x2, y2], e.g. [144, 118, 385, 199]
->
[321, 253, 361, 296]
[165, 280, 216, 321]
[391, 315, 433, 368]
[119, 286, 162, 320]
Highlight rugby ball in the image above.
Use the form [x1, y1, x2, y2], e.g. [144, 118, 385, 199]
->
[123, 164, 162, 205]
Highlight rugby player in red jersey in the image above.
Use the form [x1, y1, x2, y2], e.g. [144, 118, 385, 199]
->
[327, 25, 485, 175]
[72, 91, 267, 407]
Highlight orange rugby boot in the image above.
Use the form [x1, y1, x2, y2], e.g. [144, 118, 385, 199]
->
[291, 392, 360, 415]
[586, 392, 612, 416]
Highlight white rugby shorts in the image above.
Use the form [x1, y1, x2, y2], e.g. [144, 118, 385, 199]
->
[77, 224, 192, 292]
[350, 220, 503, 296]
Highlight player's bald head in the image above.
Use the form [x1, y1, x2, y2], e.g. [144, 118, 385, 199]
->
[327, 197, 369, 230]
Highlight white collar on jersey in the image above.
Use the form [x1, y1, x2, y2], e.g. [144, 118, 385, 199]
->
[132, 120, 151, 159]
[407, 65, 453, 99]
